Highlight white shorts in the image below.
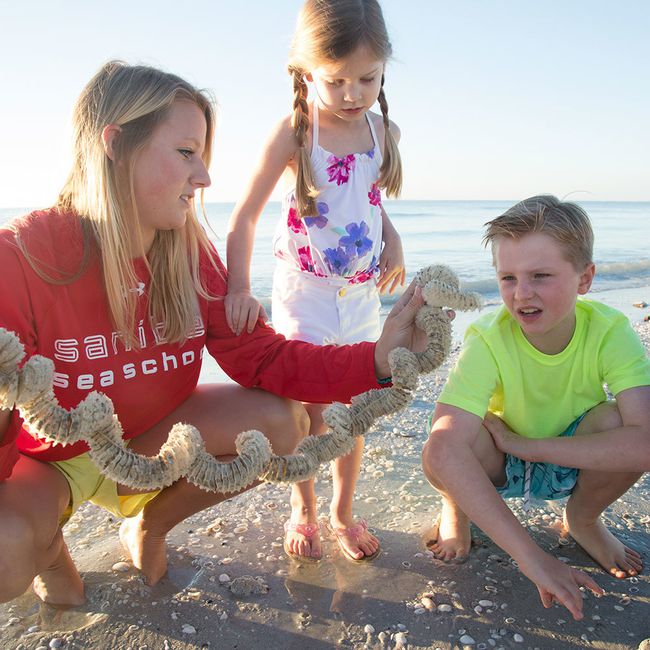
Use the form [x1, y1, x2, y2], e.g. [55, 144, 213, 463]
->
[271, 263, 381, 345]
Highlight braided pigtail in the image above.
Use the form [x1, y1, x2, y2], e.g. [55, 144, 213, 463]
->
[289, 66, 319, 216]
[377, 75, 402, 197]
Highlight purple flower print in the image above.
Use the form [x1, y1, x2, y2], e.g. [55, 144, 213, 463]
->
[339, 221, 372, 257]
[304, 202, 329, 229]
[287, 207, 306, 235]
[326, 154, 356, 185]
[368, 183, 381, 207]
[324, 246, 352, 275]
[348, 256, 379, 284]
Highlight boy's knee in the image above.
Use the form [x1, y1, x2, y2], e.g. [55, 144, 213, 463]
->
[421, 438, 436, 479]
[0, 509, 38, 602]
[421, 428, 455, 477]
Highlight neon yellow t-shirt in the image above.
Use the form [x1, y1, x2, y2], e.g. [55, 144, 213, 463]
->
[438, 299, 650, 438]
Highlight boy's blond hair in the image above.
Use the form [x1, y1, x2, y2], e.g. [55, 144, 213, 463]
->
[483, 195, 594, 271]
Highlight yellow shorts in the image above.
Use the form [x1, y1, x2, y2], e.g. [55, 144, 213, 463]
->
[51, 452, 160, 525]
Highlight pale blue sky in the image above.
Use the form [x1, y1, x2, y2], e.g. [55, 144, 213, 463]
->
[1, 0, 648, 208]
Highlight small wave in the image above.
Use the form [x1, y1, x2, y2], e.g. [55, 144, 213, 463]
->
[387, 211, 434, 218]
[460, 278, 498, 295]
[597, 259, 650, 277]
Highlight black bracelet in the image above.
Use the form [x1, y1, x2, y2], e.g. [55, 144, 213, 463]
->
[377, 376, 392, 385]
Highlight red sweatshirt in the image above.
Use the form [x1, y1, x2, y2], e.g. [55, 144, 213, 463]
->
[0, 209, 380, 480]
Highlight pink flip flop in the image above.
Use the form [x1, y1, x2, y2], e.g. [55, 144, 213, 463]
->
[329, 519, 381, 563]
[283, 520, 322, 563]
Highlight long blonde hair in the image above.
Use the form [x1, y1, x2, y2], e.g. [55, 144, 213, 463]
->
[288, 0, 402, 216]
[48, 61, 218, 347]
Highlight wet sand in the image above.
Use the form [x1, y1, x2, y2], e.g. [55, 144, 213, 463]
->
[1, 316, 649, 650]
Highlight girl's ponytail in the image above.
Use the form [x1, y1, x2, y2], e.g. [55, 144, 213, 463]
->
[289, 66, 319, 216]
[377, 76, 402, 197]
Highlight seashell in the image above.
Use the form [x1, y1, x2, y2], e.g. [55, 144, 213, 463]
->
[421, 597, 435, 610]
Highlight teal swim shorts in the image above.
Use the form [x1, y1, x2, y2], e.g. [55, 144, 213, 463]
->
[496, 413, 585, 500]
[425, 411, 585, 501]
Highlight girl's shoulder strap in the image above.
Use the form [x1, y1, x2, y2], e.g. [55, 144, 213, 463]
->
[366, 111, 383, 165]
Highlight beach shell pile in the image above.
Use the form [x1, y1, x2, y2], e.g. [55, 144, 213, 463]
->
[0, 264, 480, 494]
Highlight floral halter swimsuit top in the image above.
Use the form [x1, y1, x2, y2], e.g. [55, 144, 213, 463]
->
[273, 103, 383, 285]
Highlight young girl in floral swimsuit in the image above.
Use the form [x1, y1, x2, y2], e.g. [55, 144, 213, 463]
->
[226, 0, 405, 563]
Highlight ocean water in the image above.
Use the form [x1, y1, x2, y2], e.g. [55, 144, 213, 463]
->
[204, 200, 650, 307]
[2, 200, 648, 384]
[2, 200, 649, 309]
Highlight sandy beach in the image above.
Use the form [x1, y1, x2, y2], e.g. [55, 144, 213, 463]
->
[1, 309, 649, 650]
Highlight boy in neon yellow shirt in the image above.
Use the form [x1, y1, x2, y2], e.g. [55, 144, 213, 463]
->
[422, 195, 650, 621]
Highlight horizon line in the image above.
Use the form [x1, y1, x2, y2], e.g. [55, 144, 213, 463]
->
[2, 197, 650, 211]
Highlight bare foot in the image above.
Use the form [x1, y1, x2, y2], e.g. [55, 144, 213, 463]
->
[119, 514, 168, 585]
[425, 498, 471, 561]
[285, 508, 322, 560]
[329, 516, 380, 561]
[564, 508, 643, 579]
[32, 543, 85, 607]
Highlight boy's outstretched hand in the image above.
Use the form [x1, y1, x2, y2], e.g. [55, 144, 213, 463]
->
[521, 550, 604, 621]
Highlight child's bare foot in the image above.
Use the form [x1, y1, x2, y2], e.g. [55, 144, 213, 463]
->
[284, 507, 322, 560]
[32, 544, 85, 607]
[329, 515, 380, 561]
[564, 507, 643, 579]
[426, 498, 471, 561]
[119, 514, 168, 585]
